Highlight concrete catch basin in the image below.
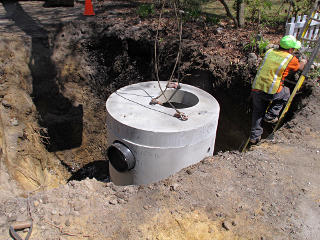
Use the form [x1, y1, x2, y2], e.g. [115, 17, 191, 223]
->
[106, 81, 220, 185]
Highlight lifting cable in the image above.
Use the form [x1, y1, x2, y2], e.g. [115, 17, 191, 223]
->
[151, 0, 188, 121]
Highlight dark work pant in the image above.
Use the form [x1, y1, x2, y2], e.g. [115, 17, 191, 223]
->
[250, 87, 290, 140]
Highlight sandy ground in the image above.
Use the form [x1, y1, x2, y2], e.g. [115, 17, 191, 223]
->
[0, 1, 320, 240]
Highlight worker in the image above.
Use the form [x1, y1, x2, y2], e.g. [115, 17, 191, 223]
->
[250, 35, 307, 144]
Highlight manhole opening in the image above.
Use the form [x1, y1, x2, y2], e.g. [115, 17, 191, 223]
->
[157, 89, 199, 109]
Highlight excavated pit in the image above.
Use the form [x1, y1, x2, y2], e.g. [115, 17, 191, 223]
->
[2, 17, 311, 186]
[35, 25, 312, 183]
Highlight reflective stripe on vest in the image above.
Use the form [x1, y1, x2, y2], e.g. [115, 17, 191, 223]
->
[252, 49, 293, 94]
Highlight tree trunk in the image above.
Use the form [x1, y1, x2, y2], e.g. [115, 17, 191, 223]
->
[236, 0, 245, 27]
[218, 0, 239, 27]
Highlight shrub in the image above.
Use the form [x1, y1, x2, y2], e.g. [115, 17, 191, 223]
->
[205, 14, 220, 25]
[244, 35, 270, 55]
[137, 4, 155, 18]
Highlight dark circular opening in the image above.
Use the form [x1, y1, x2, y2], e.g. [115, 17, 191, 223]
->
[162, 102, 191, 109]
[157, 89, 199, 109]
[107, 145, 129, 172]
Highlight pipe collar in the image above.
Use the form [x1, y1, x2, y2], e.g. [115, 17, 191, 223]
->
[107, 142, 135, 172]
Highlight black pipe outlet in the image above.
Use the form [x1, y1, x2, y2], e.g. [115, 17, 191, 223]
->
[107, 142, 135, 172]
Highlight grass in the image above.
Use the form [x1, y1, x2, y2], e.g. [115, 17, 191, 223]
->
[201, 0, 291, 24]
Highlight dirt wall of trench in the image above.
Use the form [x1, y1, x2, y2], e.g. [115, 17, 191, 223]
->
[0, 14, 278, 192]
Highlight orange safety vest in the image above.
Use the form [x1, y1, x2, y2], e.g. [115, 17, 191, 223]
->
[252, 49, 293, 94]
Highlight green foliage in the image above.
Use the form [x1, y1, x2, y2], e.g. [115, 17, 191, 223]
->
[185, 8, 201, 20]
[261, 14, 286, 28]
[290, 0, 314, 16]
[178, 0, 206, 22]
[205, 15, 220, 25]
[244, 35, 270, 55]
[257, 38, 269, 55]
[308, 65, 320, 80]
[245, 0, 272, 24]
[137, 4, 155, 18]
[179, 0, 220, 24]
[178, 0, 210, 11]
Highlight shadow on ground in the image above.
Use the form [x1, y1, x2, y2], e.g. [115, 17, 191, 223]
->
[68, 160, 110, 182]
[1, 0, 83, 152]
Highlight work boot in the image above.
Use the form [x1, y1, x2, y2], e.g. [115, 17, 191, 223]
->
[249, 136, 261, 145]
[263, 116, 278, 124]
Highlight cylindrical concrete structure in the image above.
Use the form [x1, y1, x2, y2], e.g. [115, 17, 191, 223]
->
[106, 81, 220, 185]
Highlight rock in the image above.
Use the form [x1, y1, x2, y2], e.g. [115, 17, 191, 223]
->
[0, 216, 7, 227]
[115, 192, 126, 199]
[232, 220, 237, 226]
[65, 219, 71, 227]
[109, 199, 118, 205]
[73, 202, 83, 211]
[143, 205, 149, 210]
[84, 180, 94, 191]
[186, 169, 193, 175]
[248, 53, 258, 67]
[222, 220, 232, 231]
[10, 118, 18, 126]
[41, 196, 49, 204]
[216, 27, 224, 34]
[304, 127, 311, 135]
[73, 211, 80, 216]
[266, 44, 279, 50]
[53, 220, 61, 226]
[123, 186, 136, 194]
[34, 200, 40, 207]
[51, 209, 58, 215]
[248, 52, 258, 61]
[106, 182, 115, 188]
[7, 215, 17, 222]
[117, 198, 126, 204]
[2, 99, 11, 108]
[170, 183, 179, 191]
[19, 207, 26, 213]
[25, 108, 32, 115]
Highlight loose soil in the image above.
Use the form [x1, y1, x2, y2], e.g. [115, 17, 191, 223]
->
[0, 1, 319, 240]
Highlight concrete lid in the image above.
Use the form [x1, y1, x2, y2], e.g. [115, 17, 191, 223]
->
[106, 81, 220, 134]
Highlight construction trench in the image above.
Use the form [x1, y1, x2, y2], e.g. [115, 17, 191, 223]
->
[5, 22, 254, 184]
[34, 24, 309, 183]
[29, 24, 255, 183]
[1, 1, 320, 240]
